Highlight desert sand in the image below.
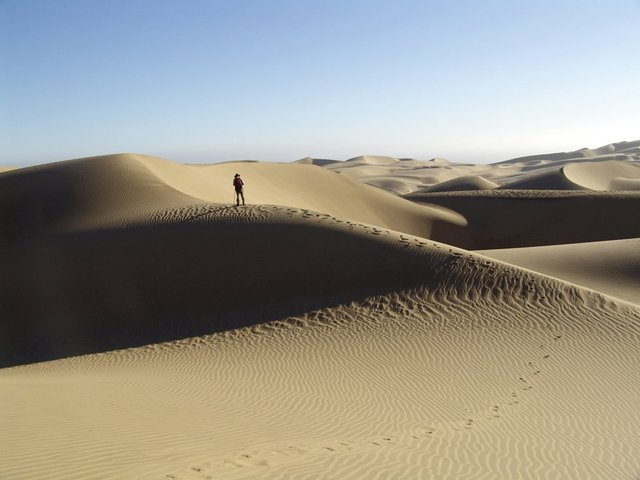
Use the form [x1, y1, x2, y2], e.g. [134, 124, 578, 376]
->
[1, 141, 639, 479]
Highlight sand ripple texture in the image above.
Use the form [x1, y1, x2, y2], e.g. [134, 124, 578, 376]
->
[1, 242, 639, 479]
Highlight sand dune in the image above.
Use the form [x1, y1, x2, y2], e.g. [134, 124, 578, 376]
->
[2, 144, 640, 479]
[496, 159, 640, 191]
[422, 174, 499, 193]
[479, 238, 640, 304]
[0, 153, 464, 240]
[493, 139, 640, 164]
[496, 168, 586, 190]
[338, 154, 399, 166]
[563, 159, 640, 190]
[2, 230, 639, 479]
[407, 190, 640, 249]
[1, 153, 468, 366]
[314, 140, 640, 194]
[0, 204, 452, 367]
[293, 156, 339, 166]
[323, 156, 483, 195]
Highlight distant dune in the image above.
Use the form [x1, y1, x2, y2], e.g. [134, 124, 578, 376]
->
[2, 143, 640, 479]
[421, 174, 499, 193]
[406, 190, 640, 249]
[316, 140, 640, 194]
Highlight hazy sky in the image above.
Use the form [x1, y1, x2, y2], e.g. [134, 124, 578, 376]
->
[2, 0, 639, 166]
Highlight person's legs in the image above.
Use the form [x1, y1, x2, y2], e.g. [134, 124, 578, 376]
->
[235, 190, 240, 205]
[240, 190, 245, 205]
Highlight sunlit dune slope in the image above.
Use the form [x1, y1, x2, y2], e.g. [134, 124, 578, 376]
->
[497, 160, 640, 191]
[479, 237, 640, 304]
[422, 175, 499, 193]
[0, 153, 464, 239]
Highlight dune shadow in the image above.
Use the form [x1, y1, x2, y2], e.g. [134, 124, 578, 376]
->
[409, 190, 640, 249]
[0, 220, 438, 367]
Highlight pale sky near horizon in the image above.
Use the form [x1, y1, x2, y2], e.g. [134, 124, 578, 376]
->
[2, 0, 639, 166]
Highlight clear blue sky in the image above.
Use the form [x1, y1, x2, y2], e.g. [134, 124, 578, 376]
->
[2, 0, 639, 166]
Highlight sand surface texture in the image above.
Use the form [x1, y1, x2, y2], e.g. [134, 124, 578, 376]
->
[1, 144, 639, 479]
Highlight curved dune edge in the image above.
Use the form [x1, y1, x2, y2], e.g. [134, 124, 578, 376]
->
[478, 237, 640, 305]
[422, 174, 499, 193]
[496, 168, 586, 190]
[358, 176, 420, 195]
[497, 160, 640, 191]
[563, 159, 640, 191]
[134, 153, 464, 237]
[0, 153, 465, 240]
[1, 250, 639, 479]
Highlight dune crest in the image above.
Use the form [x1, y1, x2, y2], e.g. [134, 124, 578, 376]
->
[422, 174, 499, 193]
[563, 159, 640, 190]
[0, 153, 465, 240]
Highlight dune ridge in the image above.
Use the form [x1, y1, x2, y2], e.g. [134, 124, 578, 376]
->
[2, 250, 638, 479]
[0, 153, 464, 240]
[0, 203, 457, 367]
[423, 174, 499, 193]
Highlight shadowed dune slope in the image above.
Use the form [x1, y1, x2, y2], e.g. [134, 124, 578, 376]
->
[406, 190, 640, 249]
[1, 239, 639, 479]
[0, 153, 464, 240]
[0, 205, 452, 367]
[479, 238, 640, 305]
[497, 168, 585, 190]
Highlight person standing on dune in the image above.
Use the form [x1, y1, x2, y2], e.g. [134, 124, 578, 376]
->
[233, 173, 245, 206]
